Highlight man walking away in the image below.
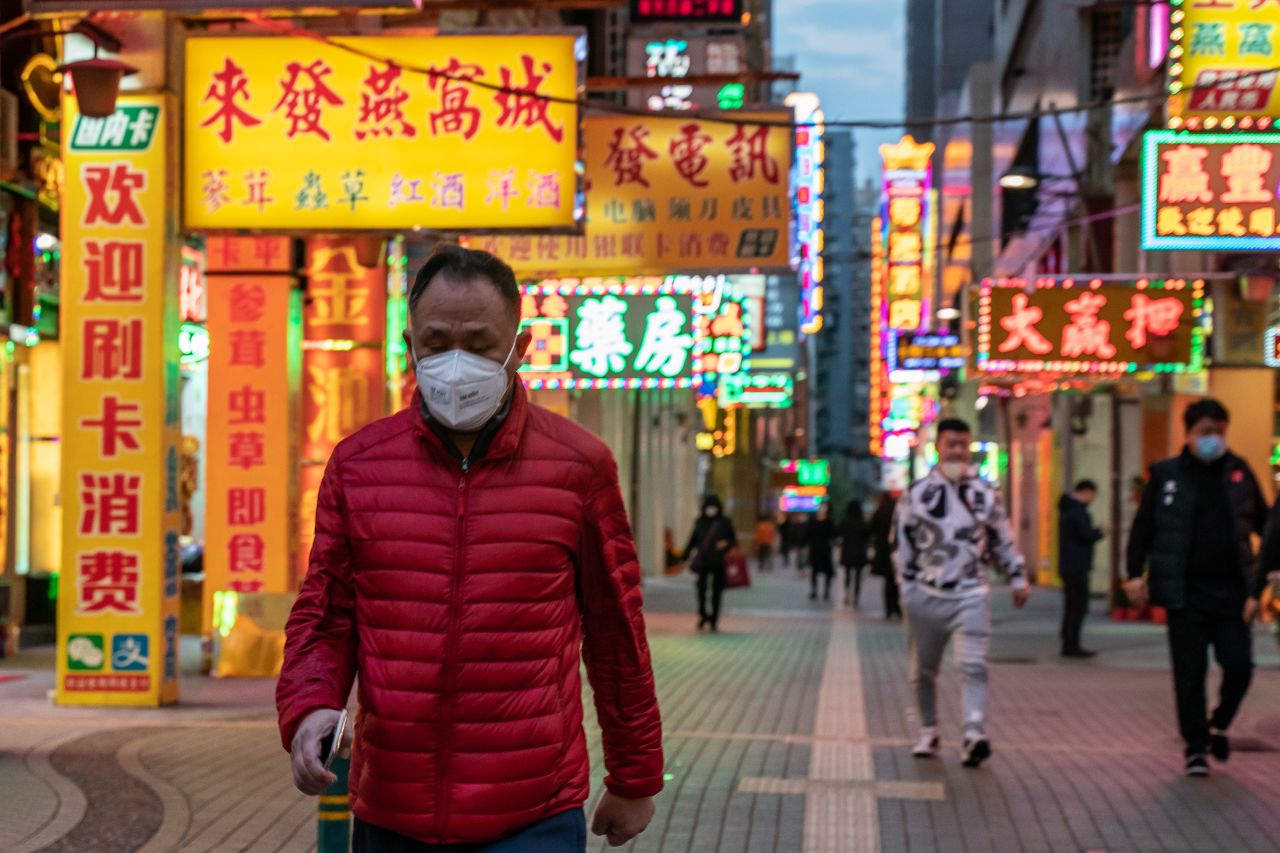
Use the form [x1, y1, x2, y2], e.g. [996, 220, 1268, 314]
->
[895, 419, 1029, 769]
[1059, 480, 1104, 658]
[870, 492, 902, 619]
[1125, 398, 1268, 778]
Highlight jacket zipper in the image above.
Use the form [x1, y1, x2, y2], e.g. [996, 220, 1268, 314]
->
[435, 456, 469, 836]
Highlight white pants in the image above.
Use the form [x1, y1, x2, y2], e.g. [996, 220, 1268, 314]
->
[903, 585, 992, 734]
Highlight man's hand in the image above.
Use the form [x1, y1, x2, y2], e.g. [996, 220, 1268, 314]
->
[1124, 577, 1149, 610]
[1011, 586, 1031, 609]
[290, 708, 351, 796]
[1244, 597, 1261, 624]
[591, 792, 655, 847]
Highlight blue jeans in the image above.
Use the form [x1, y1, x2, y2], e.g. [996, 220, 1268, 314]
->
[352, 810, 586, 853]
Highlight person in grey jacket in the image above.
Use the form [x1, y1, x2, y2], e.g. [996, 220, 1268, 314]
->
[894, 418, 1029, 769]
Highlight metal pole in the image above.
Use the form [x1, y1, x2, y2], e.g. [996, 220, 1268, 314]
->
[317, 756, 351, 853]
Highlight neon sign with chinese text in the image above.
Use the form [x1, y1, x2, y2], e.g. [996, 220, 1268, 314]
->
[889, 331, 964, 376]
[1167, 1, 1280, 128]
[879, 135, 935, 333]
[630, 0, 742, 21]
[790, 93, 825, 336]
[976, 277, 1206, 375]
[869, 215, 889, 458]
[719, 371, 793, 408]
[1143, 130, 1280, 250]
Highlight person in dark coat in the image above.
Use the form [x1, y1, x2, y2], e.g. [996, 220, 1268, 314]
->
[1058, 480, 1105, 658]
[684, 494, 738, 632]
[1125, 398, 1271, 777]
[870, 492, 902, 619]
[841, 500, 871, 607]
[808, 504, 838, 601]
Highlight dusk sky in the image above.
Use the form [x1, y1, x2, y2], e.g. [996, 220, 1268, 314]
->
[774, 0, 905, 185]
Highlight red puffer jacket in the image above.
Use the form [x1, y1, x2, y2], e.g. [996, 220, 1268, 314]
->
[276, 383, 664, 844]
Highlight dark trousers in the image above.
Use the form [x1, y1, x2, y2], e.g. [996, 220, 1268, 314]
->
[353, 809, 586, 852]
[811, 566, 833, 599]
[882, 572, 903, 618]
[696, 565, 727, 626]
[1060, 572, 1090, 652]
[1166, 608, 1254, 756]
[843, 565, 865, 604]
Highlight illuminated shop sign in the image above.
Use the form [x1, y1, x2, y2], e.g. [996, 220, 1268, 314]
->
[1143, 131, 1280, 250]
[719, 371, 793, 408]
[879, 135, 935, 333]
[630, 0, 742, 22]
[1167, 1, 1280, 128]
[889, 331, 964, 375]
[977, 277, 1206, 375]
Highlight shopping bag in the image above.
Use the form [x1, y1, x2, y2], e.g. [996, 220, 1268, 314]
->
[725, 550, 751, 589]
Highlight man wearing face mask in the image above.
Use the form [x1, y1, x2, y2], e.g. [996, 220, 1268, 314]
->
[894, 418, 1029, 769]
[1125, 398, 1269, 778]
[276, 244, 663, 850]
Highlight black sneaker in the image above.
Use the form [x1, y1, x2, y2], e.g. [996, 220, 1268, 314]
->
[962, 737, 992, 768]
[1209, 730, 1230, 763]
[1185, 754, 1210, 777]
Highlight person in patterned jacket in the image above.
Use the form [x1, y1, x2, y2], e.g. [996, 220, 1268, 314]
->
[893, 418, 1030, 768]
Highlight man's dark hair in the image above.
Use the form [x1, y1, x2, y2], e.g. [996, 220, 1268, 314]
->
[1074, 479, 1098, 494]
[1183, 397, 1230, 430]
[409, 243, 521, 317]
[937, 418, 972, 437]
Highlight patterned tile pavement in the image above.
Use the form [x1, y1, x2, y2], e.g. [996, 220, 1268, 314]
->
[2, 571, 1278, 853]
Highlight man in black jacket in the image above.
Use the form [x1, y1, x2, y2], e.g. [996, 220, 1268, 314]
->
[1058, 480, 1104, 658]
[1125, 398, 1271, 777]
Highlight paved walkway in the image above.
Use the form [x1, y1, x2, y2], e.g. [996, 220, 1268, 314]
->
[2, 572, 1279, 852]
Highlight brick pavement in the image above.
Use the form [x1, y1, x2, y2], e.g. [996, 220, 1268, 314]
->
[1, 572, 1278, 853]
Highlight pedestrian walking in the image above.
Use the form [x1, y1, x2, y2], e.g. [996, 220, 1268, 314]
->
[684, 494, 738, 632]
[870, 492, 902, 619]
[808, 504, 838, 601]
[841, 499, 870, 608]
[276, 245, 663, 851]
[778, 513, 796, 573]
[755, 514, 777, 572]
[1058, 480, 1104, 658]
[1125, 398, 1271, 777]
[895, 418, 1029, 768]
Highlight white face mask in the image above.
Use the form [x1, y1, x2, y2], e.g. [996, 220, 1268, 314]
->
[938, 461, 970, 482]
[413, 339, 516, 432]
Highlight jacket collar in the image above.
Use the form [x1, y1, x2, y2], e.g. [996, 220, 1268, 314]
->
[410, 379, 530, 465]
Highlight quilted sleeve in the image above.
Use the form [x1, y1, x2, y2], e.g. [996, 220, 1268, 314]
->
[276, 455, 358, 751]
[578, 453, 665, 799]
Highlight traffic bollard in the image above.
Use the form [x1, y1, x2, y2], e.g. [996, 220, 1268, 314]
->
[317, 755, 351, 853]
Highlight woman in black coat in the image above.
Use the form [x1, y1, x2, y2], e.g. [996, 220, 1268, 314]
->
[841, 500, 871, 608]
[684, 494, 738, 632]
[869, 492, 902, 619]
[807, 504, 838, 601]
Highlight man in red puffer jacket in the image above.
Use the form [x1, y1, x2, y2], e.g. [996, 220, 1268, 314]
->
[277, 244, 664, 851]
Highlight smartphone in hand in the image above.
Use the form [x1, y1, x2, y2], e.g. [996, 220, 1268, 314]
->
[318, 709, 349, 772]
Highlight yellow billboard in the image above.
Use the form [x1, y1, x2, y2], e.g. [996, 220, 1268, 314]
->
[58, 94, 181, 706]
[465, 112, 792, 275]
[1170, 3, 1280, 125]
[184, 34, 583, 231]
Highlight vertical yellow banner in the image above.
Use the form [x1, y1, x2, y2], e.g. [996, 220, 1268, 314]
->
[57, 94, 181, 706]
[204, 275, 296, 628]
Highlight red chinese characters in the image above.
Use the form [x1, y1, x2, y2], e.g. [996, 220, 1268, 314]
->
[1060, 291, 1117, 359]
[495, 55, 565, 143]
[81, 396, 144, 458]
[727, 125, 780, 185]
[84, 240, 145, 303]
[83, 164, 147, 227]
[427, 58, 484, 140]
[670, 123, 713, 188]
[605, 126, 660, 188]
[998, 293, 1054, 355]
[274, 60, 344, 141]
[227, 533, 265, 593]
[80, 473, 142, 536]
[78, 551, 142, 614]
[1153, 139, 1280, 242]
[1124, 294, 1185, 349]
[202, 58, 262, 144]
[356, 63, 416, 140]
[82, 319, 144, 381]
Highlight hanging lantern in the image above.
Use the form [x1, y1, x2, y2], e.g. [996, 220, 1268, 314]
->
[57, 57, 138, 118]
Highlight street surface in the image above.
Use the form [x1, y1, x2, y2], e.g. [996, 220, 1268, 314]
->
[3, 573, 1279, 853]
